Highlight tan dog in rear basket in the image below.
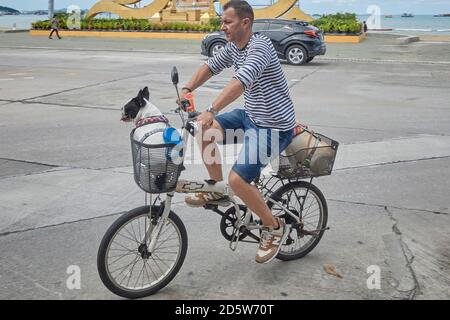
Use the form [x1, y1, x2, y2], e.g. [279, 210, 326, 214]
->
[284, 124, 333, 175]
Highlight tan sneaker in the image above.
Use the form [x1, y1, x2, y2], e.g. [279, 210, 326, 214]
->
[255, 218, 289, 264]
[185, 192, 230, 207]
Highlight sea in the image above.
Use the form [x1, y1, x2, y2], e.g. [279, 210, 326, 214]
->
[0, 14, 47, 30]
[1, 13, 450, 35]
[357, 14, 450, 35]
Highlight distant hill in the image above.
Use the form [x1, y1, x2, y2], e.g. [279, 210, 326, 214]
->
[0, 6, 20, 14]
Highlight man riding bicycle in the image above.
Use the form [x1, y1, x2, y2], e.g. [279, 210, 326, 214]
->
[181, 0, 296, 264]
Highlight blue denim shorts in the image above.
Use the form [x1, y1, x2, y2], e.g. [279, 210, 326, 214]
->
[215, 109, 294, 183]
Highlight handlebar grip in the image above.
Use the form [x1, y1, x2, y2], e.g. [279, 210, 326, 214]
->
[185, 119, 198, 136]
[181, 99, 191, 112]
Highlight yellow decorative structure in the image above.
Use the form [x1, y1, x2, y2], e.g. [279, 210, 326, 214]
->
[280, 6, 313, 22]
[86, 0, 172, 19]
[218, 0, 298, 19]
[87, 0, 313, 23]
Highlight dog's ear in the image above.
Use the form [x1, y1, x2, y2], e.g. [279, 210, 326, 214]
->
[137, 89, 146, 108]
[142, 87, 150, 102]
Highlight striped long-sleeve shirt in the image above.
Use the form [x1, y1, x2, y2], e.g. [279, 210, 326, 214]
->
[206, 33, 296, 131]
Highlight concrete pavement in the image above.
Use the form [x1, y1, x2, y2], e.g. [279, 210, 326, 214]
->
[0, 33, 449, 300]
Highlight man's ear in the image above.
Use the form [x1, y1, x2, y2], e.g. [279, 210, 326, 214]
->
[242, 18, 251, 28]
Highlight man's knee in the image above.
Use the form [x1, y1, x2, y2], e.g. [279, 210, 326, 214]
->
[201, 120, 224, 144]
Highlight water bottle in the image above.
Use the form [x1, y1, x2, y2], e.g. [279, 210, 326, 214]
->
[163, 127, 183, 163]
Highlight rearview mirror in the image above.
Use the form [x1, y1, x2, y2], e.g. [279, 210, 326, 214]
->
[171, 67, 179, 85]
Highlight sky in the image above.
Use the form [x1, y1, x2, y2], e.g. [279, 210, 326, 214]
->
[1, 0, 450, 15]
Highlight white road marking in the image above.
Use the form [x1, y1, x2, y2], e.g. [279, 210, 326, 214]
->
[335, 135, 450, 169]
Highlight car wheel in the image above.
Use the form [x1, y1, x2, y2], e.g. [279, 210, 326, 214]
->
[306, 57, 314, 63]
[286, 45, 308, 65]
[209, 42, 225, 57]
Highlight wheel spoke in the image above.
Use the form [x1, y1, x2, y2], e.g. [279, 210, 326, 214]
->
[129, 221, 139, 244]
[111, 254, 139, 278]
[122, 225, 140, 244]
[155, 244, 180, 250]
[109, 251, 136, 266]
[111, 240, 138, 253]
[116, 232, 139, 244]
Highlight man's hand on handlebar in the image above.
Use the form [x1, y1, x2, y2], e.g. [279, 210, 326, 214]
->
[176, 88, 191, 106]
[197, 110, 214, 129]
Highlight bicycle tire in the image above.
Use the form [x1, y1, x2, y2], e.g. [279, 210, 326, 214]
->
[97, 205, 187, 299]
[267, 181, 328, 261]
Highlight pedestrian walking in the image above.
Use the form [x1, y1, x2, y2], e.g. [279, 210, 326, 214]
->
[49, 16, 62, 39]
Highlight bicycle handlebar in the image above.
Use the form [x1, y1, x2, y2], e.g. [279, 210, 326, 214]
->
[185, 110, 201, 136]
[185, 119, 198, 136]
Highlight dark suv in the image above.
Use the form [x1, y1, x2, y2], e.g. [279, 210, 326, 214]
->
[201, 18, 326, 65]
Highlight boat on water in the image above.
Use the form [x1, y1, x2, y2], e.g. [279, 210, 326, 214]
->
[434, 14, 450, 17]
[401, 13, 414, 18]
[370, 28, 393, 31]
[385, 15, 393, 18]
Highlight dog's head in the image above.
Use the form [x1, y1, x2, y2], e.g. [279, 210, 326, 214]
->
[121, 87, 150, 122]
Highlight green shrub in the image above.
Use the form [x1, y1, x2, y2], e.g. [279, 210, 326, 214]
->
[32, 17, 223, 32]
[209, 17, 221, 28]
[153, 23, 162, 31]
[311, 12, 362, 34]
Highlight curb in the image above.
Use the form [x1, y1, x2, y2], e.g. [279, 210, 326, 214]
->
[30, 29, 209, 40]
[29, 30, 367, 43]
[316, 56, 450, 65]
[0, 29, 29, 33]
[324, 33, 366, 43]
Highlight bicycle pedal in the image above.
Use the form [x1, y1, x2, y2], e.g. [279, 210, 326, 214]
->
[203, 204, 226, 216]
[229, 229, 241, 251]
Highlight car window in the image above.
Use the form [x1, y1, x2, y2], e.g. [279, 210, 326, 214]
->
[253, 22, 268, 32]
[267, 22, 293, 31]
[293, 24, 307, 32]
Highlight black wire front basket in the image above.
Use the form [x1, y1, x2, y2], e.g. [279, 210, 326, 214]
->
[276, 130, 339, 179]
[130, 129, 184, 194]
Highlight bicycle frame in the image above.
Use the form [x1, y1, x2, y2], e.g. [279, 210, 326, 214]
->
[141, 67, 326, 251]
[143, 113, 312, 252]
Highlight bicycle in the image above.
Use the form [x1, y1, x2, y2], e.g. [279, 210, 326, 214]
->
[97, 67, 339, 299]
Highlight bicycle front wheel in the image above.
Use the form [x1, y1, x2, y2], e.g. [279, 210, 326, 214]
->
[97, 205, 187, 299]
[267, 181, 328, 261]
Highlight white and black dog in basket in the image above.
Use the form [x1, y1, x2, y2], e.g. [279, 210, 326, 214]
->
[120, 86, 169, 145]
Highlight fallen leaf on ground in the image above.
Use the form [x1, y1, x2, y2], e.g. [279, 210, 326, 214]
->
[324, 264, 343, 279]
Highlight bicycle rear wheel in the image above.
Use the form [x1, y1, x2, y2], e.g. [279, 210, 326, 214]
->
[97, 205, 187, 299]
[267, 181, 328, 261]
